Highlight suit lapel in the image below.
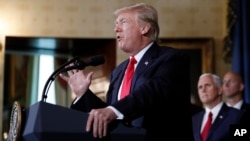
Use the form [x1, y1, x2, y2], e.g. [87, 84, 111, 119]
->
[207, 103, 228, 139]
[107, 61, 128, 103]
[110, 42, 159, 101]
[131, 43, 158, 90]
[194, 112, 205, 141]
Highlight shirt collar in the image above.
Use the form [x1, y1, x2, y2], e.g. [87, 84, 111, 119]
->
[133, 42, 153, 63]
[205, 101, 223, 122]
[226, 100, 243, 110]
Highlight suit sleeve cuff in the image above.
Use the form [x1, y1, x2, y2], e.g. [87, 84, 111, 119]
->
[107, 106, 124, 120]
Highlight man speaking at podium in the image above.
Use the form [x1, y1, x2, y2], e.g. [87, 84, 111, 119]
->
[60, 3, 194, 141]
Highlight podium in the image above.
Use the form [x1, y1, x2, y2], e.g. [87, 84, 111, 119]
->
[7, 56, 145, 141]
[15, 101, 145, 141]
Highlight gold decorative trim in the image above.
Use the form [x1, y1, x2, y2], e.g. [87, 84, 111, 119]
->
[8, 101, 22, 141]
[160, 38, 214, 73]
[223, 0, 237, 63]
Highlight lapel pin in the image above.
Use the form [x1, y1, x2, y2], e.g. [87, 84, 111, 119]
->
[144, 61, 149, 65]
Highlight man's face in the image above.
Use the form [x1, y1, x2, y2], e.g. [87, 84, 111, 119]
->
[197, 76, 221, 105]
[114, 12, 142, 54]
[222, 72, 243, 98]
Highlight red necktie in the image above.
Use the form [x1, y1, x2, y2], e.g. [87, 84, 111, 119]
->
[120, 56, 137, 99]
[201, 112, 213, 141]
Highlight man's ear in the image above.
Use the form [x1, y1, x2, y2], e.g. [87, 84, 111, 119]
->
[240, 83, 244, 92]
[141, 24, 151, 35]
[218, 87, 223, 95]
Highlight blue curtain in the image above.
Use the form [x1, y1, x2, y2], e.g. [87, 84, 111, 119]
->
[231, 0, 250, 103]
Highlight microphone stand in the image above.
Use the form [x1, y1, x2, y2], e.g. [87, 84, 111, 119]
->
[41, 56, 80, 102]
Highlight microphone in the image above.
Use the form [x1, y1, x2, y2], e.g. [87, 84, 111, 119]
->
[41, 55, 105, 102]
[61, 55, 105, 72]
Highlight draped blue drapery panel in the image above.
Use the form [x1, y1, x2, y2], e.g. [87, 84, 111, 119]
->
[231, 0, 250, 103]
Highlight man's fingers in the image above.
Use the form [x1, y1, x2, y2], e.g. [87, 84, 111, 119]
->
[67, 70, 74, 76]
[103, 122, 107, 137]
[87, 109, 110, 138]
[98, 117, 104, 138]
[86, 112, 94, 132]
[87, 72, 94, 81]
[93, 111, 99, 138]
[59, 73, 69, 82]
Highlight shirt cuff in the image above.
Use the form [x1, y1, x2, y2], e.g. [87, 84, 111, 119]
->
[107, 106, 124, 120]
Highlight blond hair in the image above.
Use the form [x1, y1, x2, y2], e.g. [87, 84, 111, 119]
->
[114, 3, 160, 42]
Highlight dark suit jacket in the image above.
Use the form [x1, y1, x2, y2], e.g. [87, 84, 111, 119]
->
[71, 42, 194, 141]
[240, 102, 250, 113]
[192, 103, 243, 141]
[240, 102, 250, 132]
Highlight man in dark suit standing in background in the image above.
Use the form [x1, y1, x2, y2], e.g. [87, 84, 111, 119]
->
[222, 71, 250, 137]
[192, 73, 243, 141]
[222, 71, 250, 113]
[60, 2, 194, 141]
